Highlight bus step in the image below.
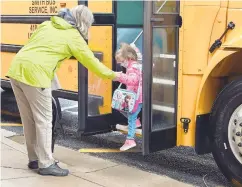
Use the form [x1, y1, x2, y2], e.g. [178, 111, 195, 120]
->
[115, 124, 142, 137]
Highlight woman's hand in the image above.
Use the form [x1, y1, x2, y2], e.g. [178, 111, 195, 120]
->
[113, 71, 122, 81]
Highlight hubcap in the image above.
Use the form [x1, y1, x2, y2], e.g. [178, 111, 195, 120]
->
[228, 104, 242, 164]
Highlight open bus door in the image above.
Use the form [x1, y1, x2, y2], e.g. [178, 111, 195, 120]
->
[78, 0, 181, 155]
[77, 1, 126, 136]
[142, 1, 181, 154]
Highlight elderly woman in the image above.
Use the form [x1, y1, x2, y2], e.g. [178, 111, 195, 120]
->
[6, 5, 118, 176]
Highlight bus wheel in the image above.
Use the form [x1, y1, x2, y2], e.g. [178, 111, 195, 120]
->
[210, 78, 242, 184]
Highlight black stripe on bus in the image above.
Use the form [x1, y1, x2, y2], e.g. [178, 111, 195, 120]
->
[1, 44, 103, 62]
[0, 14, 115, 25]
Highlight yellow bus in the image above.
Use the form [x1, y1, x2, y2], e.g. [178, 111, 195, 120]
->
[1, 0, 242, 185]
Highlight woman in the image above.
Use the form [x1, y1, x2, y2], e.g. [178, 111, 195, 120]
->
[6, 5, 119, 177]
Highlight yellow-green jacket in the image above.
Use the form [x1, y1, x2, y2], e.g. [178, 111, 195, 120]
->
[6, 16, 115, 88]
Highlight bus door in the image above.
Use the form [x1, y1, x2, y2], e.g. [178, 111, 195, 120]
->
[78, 1, 126, 136]
[142, 1, 181, 154]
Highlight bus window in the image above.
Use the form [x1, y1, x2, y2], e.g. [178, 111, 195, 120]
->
[117, 1, 143, 26]
[116, 1, 143, 59]
[117, 28, 143, 53]
[151, 27, 177, 131]
[153, 1, 178, 14]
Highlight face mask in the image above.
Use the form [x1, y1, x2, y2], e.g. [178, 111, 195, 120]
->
[120, 61, 128, 68]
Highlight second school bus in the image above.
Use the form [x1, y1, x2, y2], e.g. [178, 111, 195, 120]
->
[1, 0, 242, 185]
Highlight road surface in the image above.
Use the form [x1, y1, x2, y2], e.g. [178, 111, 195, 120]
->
[1, 89, 232, 187]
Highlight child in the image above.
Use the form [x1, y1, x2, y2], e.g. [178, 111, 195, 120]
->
[114, 43, 142, 151]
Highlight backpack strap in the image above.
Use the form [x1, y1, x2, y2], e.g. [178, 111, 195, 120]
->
[118, 83, 122, 89]
[116, 63, 142, 100]
[130, 63, 142, 100]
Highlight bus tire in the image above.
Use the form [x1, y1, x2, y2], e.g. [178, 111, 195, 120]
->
[210, 78, 242, 185]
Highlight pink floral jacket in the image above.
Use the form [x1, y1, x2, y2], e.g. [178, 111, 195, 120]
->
[116, 60, 142, 112]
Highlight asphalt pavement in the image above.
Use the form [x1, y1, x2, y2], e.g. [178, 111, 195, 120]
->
[1, 89, 232, 187]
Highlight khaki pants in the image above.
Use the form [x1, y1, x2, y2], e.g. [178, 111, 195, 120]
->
[10, 78, 55, 168]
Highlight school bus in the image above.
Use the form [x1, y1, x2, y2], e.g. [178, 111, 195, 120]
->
[1, 0, 242, 185]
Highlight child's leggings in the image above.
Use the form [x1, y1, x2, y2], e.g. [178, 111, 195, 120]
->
[120, 104, 142, 139]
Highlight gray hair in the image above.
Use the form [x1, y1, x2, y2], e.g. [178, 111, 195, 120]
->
[70, 5, 94, 39]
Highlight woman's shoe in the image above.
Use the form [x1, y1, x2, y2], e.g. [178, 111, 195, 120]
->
[38, 162, 69, 176]
[28, 160, 38, 169]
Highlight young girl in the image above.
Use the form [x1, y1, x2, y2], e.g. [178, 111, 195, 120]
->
[114, 43, 142, 151]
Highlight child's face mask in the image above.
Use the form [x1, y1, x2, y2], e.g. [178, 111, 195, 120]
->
[120, 61, 128, 68]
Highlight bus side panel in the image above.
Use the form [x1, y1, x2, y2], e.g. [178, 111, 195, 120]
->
[88, 1, 112, 13]
[0, 51, 79, 92]
[1, 52, 14, 80]
[1, 1, 78, 15]
[182, 5, 220, 75]
[1, 24, 113, 114]
[88, 26, 113, 114]
[177, 1, 228, 147]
